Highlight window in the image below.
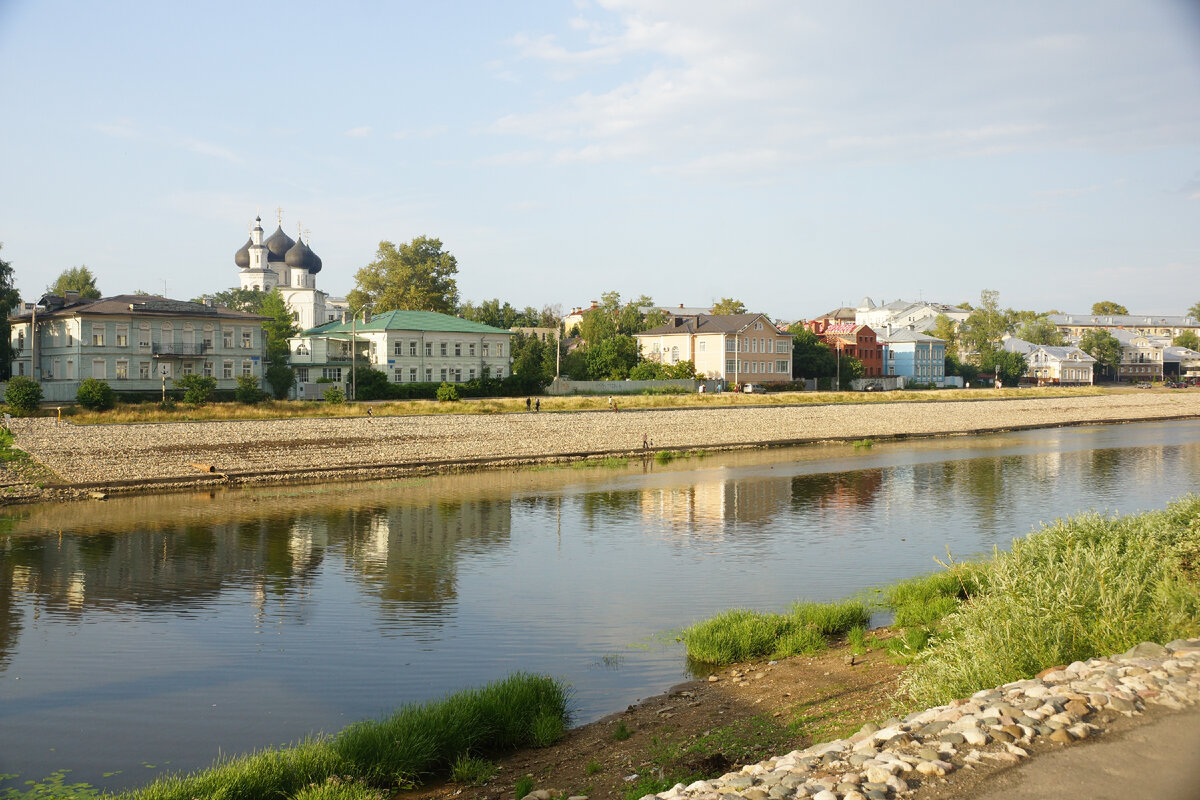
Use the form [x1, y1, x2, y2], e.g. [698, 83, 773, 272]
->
[296, 367, 308, 383]
[410, 368, 417, 382]
[453, 368, 462, 382]
[670, 346, 679, 363]
[468, 368, 475, 380]
[321, 367, 342, 381]
[138, 324, 150, 348]
[766, 362, 773, 373]
[425, 367, 433, 382]
[223, 361, 233, 379]
[497, 343, 504, 357]
[394, 341, 403, 356]
[393, 367, 402, 382]
[482, 342, 490, 356]
[67, 328, 74, 346]
[750, 338, 757, 353]
[726, 359, 736, 373]
[495, 367, 503, 378]
[468, 343, 475, 356]
[242, 361, 253, 377]
[454, 342, 462, 357]
[436, 342, 446, 357]
[203, 325, 214, 350]
[241, 329, 252, 348]
[424, 341, 433, 357]
[698, 341, 706, 352]
[440, 368, 448, 381]
[115, 361, 128, 379]
[754, 321, 763, 330]
[203, 361, 213, 378]
[139, 361, 150, 379]
[766, 339, 773, 353]
[751, 361, 758, 373]
[91, 327, 105, 346]
[92, 358, 106, 379]
[223, 329, 233, 348]
[115, 326, 129, 347]
[181, 362, 194, 376]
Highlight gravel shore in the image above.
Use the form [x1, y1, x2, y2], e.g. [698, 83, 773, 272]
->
[10, 392, 1200, 493]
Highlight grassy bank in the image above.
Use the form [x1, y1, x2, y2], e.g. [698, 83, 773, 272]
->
[682, 494, 1200, 710]
[53, 385, 1110, 425]
[0, 673, 568, 800]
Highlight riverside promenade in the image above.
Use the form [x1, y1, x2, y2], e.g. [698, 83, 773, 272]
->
[10, 392, 1200, 494]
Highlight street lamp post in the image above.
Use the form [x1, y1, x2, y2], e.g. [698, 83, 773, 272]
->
[350, 303, 372, 401]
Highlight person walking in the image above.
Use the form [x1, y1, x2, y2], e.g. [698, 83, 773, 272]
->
[526, 397, 532, 411]
[535, 398, 540, 412]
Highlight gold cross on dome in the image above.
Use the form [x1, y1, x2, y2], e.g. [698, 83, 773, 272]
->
[275, 206, 285, 225]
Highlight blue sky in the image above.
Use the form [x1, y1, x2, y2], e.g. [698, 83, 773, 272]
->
[2, 0, 1198, 320]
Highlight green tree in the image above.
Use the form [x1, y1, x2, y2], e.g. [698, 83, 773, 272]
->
[1016, 317, 1065, 346]
[235, 375, 264, 404]
[5, 376, 42, 415]
[349, 236, 459, 314]
[1079, 329, 1123, 381]
[436, 382, 460, 401]
[711, 297, 747, 315]
[1188, 302, 1200, 319]
[1173, 330, 1200, 351]
[959, 289, 1010, 361]
[579, 307, 617, 346]
[510, 333, 553, 390]
[258, 289, 298, 362]
[787, 326, 837, 379]
[354, 366, 391, 401]
[192, 287, 266, 313]
[1091, 301, 1128, 316]
[265, 364, 296, 400]
[981, 350, 1028, 387]
[665, 359, 697, 379]
[945, 355, 979, 385]
[928, 314, 960, 358]
[47, 265, 101, 299]
[0, 244, 21, 379]
[629, 361, 667, 380]
[584, 335, 638, 379]
[838, 355, 864, 390]
[76, 378, 115, 411]
[175, 374, 217, 405]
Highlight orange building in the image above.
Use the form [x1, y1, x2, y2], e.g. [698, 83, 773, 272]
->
[804, 320, 884, 377]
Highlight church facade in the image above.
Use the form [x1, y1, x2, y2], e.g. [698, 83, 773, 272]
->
[234, 214, 347, 330]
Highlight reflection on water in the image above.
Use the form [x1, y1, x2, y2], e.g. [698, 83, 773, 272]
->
[1, 420, 1199, 790]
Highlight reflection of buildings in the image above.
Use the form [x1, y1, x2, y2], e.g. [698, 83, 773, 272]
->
[637, 470, 881, 535]
[343, 500, 512, 611]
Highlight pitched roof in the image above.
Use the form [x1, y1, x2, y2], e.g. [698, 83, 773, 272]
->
[9, 294, 267, 322]
[636, 313, 781, 337]
[1049, 313, 1200, 328]
[301, 309, 514, 337]
[879, 329, 944, 343]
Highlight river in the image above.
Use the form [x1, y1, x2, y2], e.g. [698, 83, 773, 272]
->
[1, 419, 1198, 791]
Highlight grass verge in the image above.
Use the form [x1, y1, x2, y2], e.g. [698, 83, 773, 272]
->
[96, 673, 568, 800]
[681, 599, 870, 664]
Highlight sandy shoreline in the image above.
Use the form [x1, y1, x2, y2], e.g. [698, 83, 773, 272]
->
[7, 391, 1200, 500]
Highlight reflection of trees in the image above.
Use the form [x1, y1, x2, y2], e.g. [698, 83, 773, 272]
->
[790, 468, 884, 512]
[0, 552, 21, 671]
[581, 489, 641, 524]
[342, 500, 512, 614]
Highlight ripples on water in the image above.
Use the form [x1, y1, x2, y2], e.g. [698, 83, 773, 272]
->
[1, 420, 1198, 790]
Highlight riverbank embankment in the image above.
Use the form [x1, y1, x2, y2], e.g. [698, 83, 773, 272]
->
[8, 391, 1200, 499]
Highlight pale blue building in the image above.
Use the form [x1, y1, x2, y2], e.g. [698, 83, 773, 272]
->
[880, 329, 946, 386]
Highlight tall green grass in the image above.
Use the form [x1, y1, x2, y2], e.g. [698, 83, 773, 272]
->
[682, 600, 869, 664]
[898, 495, 1200, 707]
[117, 673, 568, 800]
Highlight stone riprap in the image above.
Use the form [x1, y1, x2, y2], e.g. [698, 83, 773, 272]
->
[10, 392, 1200, 488]
[641, 639, 1200, 800]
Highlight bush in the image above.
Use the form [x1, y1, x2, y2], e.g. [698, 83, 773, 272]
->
[235, 375, 265, 404]
[436, 382, 460, 402]
[265, 364, 296, 400]
[174, 374, 217, 406]
[324, 386, 346, 404]
[354, 367, 391, 401]
[76, 377, 116, 411]
[4, 376, 42, 415]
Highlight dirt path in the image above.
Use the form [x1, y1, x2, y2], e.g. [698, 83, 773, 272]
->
[10, 392, 1200, 497]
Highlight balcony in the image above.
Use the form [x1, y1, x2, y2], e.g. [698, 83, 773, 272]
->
[152, 342, 210, 357]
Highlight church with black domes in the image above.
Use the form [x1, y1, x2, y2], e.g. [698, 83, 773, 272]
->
[234, 212, 347, 330]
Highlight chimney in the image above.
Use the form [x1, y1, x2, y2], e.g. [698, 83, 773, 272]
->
[64, 290, 79, 303]
[204, 298, 214, 307]
[679, 303, 684, 309]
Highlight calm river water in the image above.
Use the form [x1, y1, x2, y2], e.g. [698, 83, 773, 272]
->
[1, 419, 1199, 791]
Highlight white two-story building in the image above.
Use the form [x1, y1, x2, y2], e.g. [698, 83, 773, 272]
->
[10, 293, 268, 402]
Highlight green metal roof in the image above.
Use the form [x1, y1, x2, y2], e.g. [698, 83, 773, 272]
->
[301, 309, 514, 337]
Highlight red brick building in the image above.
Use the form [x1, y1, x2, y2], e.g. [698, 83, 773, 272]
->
[805, 320, 885, 377]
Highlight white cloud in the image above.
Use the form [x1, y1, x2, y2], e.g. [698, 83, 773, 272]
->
[487, 1, 1200, 176]
[345, 126, 374, 138]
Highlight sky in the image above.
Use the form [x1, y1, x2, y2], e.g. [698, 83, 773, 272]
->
[1, 0, 1198, 321]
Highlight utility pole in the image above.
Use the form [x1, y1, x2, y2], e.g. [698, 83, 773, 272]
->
[350, 303, 371, 400]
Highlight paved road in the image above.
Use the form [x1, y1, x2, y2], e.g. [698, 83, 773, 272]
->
[968, 708, 1200, 800]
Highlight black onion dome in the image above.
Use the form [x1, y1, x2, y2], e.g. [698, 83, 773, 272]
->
[309, 246, 323, 275]
[285, 237, 314, 270]
[234, 237, 252, 269]
[263, 225, 295, 262]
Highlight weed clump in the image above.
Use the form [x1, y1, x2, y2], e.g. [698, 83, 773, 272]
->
[682, 600, 869, 664]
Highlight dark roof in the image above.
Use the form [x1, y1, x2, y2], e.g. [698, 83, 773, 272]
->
[263, 225, 295, 263]
[234, 236, 252, 269]
[637, 313, 781, 337]
[301, 309, 515, 337]
[9, 295, 268, 322]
